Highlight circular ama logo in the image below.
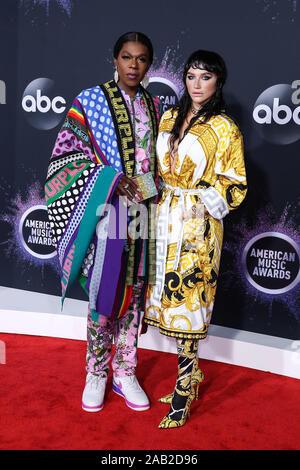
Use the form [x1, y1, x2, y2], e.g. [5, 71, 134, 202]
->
[242, 232, 300, 294]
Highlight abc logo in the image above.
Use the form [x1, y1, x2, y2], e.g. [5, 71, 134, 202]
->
[22, 78, 66, 130]
[253, 82, 300, 145]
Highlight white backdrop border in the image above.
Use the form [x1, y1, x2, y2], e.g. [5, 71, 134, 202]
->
[0, 287, 299, 380]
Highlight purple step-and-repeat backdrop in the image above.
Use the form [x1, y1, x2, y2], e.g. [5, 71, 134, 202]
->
[0, 0, 300, 341]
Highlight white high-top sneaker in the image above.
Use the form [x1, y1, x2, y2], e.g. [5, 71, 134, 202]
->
[82, 372, 107, 412]
[112, 374, 150, 411]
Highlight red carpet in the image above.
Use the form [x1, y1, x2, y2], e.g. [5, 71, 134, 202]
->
[0, 332, 299, 450]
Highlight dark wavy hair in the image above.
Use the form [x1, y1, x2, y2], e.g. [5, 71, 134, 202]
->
[113, 31, 153, 64]
[169, 50, 227, 153]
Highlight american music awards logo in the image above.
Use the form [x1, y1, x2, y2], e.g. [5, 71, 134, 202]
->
[147, 47, 184, 112]
[222, 203, 300, 323]
[242, 232, 300, 295]
[0, 182, 57, 266]
[19, 205, 56, 259]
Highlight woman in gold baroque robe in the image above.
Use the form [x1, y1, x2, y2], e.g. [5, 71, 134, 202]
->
[144, 50, 247, 429]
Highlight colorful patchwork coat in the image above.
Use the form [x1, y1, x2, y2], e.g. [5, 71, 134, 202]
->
[45, 80, 160, 321]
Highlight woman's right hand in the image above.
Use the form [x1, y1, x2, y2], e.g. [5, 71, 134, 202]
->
[115, 175, 142, 203]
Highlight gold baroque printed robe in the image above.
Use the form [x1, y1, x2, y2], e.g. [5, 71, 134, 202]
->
[144, 109, 247, 339]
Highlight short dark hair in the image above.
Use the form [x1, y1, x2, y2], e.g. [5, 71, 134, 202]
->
[113, 31, 154, 64]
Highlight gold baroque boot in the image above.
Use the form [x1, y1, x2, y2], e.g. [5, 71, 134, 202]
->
[158, 355, 204, 404]
[158, 339, 198, 429]
[158, 389, 195, 429]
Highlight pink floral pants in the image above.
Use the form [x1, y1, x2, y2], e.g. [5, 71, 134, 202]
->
[86, 280, 143, 378]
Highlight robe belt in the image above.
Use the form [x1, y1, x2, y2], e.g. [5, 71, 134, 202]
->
[153, 183, 202, 301]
